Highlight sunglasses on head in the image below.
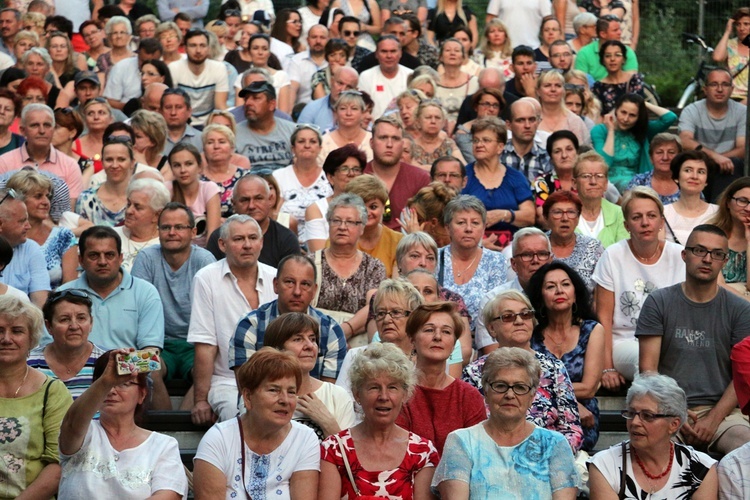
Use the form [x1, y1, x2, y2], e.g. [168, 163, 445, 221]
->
[48, 288, 92, 306]
[0, 188, 17, 206]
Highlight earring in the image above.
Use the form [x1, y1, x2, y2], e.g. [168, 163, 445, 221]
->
[572, 303, 578, 315]
[540, 308, 546, 318]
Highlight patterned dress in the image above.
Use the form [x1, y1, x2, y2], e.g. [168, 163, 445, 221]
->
[723, 248, 747, 284]
[462, 350, 584, 452]
[553, 234, 605, 292]
[316, 251, 386, 314]
[592, 73, 645, 115]
[624, 171, 680, 205]
[321, 429, 439, 499]
[532, 319, 601, 452]
[200, 167, 249, 218]
[40, 226, 77, 290]
[75, 188, 126, 226]
[411, 137, 463, 167]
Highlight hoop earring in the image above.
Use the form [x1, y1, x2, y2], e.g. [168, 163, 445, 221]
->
[540, 308, 547, 318]
[572, 303, 578, 315]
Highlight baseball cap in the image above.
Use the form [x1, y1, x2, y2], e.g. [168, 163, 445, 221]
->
[74, 71, 100, 87]
[238, 80, 276, 99]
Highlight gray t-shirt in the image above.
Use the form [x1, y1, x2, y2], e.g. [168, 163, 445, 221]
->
[635, 284, 750, 406]
[235, 119, 296, 171]
[678, 99, 747, 155]
[131, 245, 216, 341]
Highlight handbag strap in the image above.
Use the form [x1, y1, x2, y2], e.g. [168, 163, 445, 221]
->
[663, 217, 680, 245]
[237, 416, 252, 500]
[312, 250, 323, 307]
[438, 247, 445, 287]
[618, 440, 628, 500]
[334, 434, 360, 496]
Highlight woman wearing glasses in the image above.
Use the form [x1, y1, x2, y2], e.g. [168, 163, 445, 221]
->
[27, 290, 104, 399]
[454, 88, 504, 164]
[319, 91, 373, 165]
[95, 16, 134, 78]
[591, 40, 645, 115]
[79, 21, 109, 72]
[463, 290, 584, 453]
[411, 100, 466, 171]
[527, 262, 605, 452]
[589, 373, 718, 499]
[271, 9, 305, 58]
[708, 177, 750, 289]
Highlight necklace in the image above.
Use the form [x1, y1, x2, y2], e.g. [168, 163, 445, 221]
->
[454, 249, 480, 278]
[630, 241, 661, 262]
[48, 345, 91, 375]
[13, 365, 29, 398]
[633, 441, 674, 480]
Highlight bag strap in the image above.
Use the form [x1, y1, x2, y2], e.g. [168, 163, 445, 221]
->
[334, 434, 360, 496]
[41, 378, 54, 453]
[438, 247, 445, 287]
[663, 217, 680, 245]
[312, 250, 323, 307]
[237, 416, 252, 500]
[618, 440, 628, 500]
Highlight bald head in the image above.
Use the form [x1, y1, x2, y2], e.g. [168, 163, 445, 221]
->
[512, 98, 540, 120]
[308, 24, 329, 56]
[142, 83, 168, 112]
[331, 66, 359, 101]
[478, 67, 505, 90]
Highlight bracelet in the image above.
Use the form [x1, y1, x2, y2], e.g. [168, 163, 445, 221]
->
[343, 321, 353, 338]
[508, 209, 516, 224]
[602, 368, 617, 374]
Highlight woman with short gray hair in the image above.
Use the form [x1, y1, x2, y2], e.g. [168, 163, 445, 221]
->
[114, 178, 171, 271]
[589, 372, 718, 499]
[314, 193, 386, 340]
[98, 16, 134, 76]
[436, 194, 509, 334]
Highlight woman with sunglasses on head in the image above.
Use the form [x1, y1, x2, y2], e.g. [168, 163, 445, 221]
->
[57, 349, 188, 499]
[462, 290, 584, 453]
[319, 91, 373, 164]
[0, 295, 73, 500]
[589, 373, 718, 499]
[28, 290, 105, 399]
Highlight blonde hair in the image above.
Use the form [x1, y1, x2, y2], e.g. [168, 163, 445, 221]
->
[349, 342, 418, 401]
[6, 169, 53, 198]
[436, 0, 467, 26]
[536, 70, 567, 113]
[480, 19, 512, 59]
[565, 69, 602, 121]
[621, 186, 665, 219]
[130, 110, 167, 158]
[344, 174, 389, 205]
[0, 295, 44, 349]
[201, 123, 236, 150]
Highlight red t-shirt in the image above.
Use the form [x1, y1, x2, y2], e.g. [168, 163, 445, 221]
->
[732, 336, 750, 415]
[364, 161, 431, 230]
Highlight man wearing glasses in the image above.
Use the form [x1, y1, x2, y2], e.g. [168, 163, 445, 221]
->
[679, 68, 746, 201]
[638, 224, 750, 456]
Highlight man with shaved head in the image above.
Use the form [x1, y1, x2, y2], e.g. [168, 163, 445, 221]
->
[289, 24, 329, 105]
[297, 65, 359, 130]
[501, 99, 550, 182]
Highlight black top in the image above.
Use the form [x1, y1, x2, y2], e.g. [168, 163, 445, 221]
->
[456, 90, 516, 126]
[225, 50, 254, 74]
[125, 3, 155, 26]
[206, 218, 301, 268]
[354, 51, 422, 73]
[427, 6, 473, 44]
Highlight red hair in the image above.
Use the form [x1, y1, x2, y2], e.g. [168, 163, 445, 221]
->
[16, 77, 49, 99]
[542, 190, 582, 219]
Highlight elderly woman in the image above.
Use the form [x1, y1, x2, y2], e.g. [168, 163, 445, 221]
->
[13, 30, 39, 68]
[454, 88, 505, 164]
[27, 290, 105, 399]
[714, 7, 750, 102]
[663, 150, 719, 245]
[57, 350, 188, 498]
[437, 195, 510, 331]
[624, 132, 682, 205]
[589, 373, 718, 498]
[156, 21, 183, 65]
[574, 151, 629, 248]
[592, 40, 645, 115]
[311, 38, 351, 100]
[411, 100, 465, 170]
[438, 346, 579, 498]
[304, 144, 365, 252]
[314, 193, 386, 325]
[0, 295, 73, 498]
[528, 262, 605, 452]
[274, 124, 332, 236]
[435, 38, 479, 132]
[205, 110, 252, 171]
[543, 191, 604, 290]
[96, 16, 134, 77]
[6, 170, 77, 289]
[537, 69, 590, 147]
[21, 49, 66, 109]
[591, 94, 677, 192]
[80, 21, 109, 71]
[463, 290, 584, 452]
[321, 343, 438, 500]
[76, 97, 115, 175]
[396, 88, 425, 140]
[263, 312, 356, 440]
[200, 124, 249, 218]
[319, 91, 373, 164]
[194, 348, 319, 498]
[344, 175, 403, 277]
[76, 136, 135, 226]
[130, 109, 168, 171]
[462, 118, 535, 245]
[114, 178, 170, 271]
[593, 187, 686, 391]
[396, 302, 486, 454]
[403, 181, 458, 247]
[708, 177, 750, 288]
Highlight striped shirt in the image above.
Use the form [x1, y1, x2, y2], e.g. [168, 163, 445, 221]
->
[27, 343, 106, 399]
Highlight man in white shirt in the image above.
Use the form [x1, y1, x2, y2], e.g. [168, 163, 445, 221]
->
[187, 215, 277, 424]
[288, 24, 328, 106]
[358, 35, 413, 119]
[103, 38, 163, 111]
[169, 29, 228, 127]
[485, 0, 551, 50]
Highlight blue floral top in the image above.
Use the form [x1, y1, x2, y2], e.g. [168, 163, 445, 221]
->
[41, 226, 76, 290]
[532, 319, 600, 452]
[436, 245, 509, 332]
[462, 350, 584, 452]
[75, 188, 126, 226]
[624, 170, 680, 205]
[723, 248, 747, 284]
[553, 233, 604, 291]
[432, 423, 579, 498]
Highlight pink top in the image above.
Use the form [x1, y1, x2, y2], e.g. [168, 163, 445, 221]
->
[167, 180, 220, 244]
[0, 144, 83, 198]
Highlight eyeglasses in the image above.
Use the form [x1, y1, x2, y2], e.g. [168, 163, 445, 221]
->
[374, 309, 410, 321]
[577, 173, 607, 181]
[601, 15, 622, 22]
[487, 382, 534, 395]
[0, 188, 17, 206]
[295, 123, 321, 132]
[732, 196, 750, 208]
[706, 82, 733, 89]
[158, 224, 193, 232]
[684, 245, 728, 261]
[54, 107, 74, 115]
[548, 209, 579, 220]
[48, 288, 92, 306]
[114, 380, 141, 390]
[211, 20, 227, 26]
[492, 310, 536, 323]
[621, 409, 675, 423]
[340, 90, 363, 97]
[471, 137, 498, 145]
[515, 251, 551, 262]
[564, 83, 584, 91]
[287, 19, 302, 25]
[343, 30, 361, 37]
[336, 166, 363, 175]
[329, 218, 363, 228]
[477, 101, 501, 109]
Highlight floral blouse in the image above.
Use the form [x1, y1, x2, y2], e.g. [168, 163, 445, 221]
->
[200, 167, 249, 218]
[462, 350, 584, 452]
[317, 250, 386, 314]
[411, 137, 462, 167]
[624, 171, 681, 205]
[554, 233, 604, 291]
[592, 73, 645, 115]
[723, 248, 747, 284]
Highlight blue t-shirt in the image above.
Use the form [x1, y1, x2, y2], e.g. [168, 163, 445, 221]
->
[462, 162, 534, 232]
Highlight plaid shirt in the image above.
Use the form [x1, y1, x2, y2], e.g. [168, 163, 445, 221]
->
[500, 140, 551, 183]
[229, 300, 347, 380]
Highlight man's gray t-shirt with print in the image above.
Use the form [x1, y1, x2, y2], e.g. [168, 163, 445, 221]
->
[678, 99, 747, 155]
[635, 284, 750, 406]
[235, 119, 295, 171]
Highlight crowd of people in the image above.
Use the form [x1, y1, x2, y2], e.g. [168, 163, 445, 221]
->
[1, 0, 750, 498]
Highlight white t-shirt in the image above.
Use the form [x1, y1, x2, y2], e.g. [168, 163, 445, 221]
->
[663, 203, 719, 246]
[271, 38, 295, 71]
[273, 165, 332, 236]
[59, 420, 188, 499]
[294, 382, 356, 440]
[302, 197, 330, 243]
[484, 0, 551, 49]
[169, 59, 229, 127]
[194, 419, 320, 500]
[358, 65, 414, 119]
[591, 239, 686, 344]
